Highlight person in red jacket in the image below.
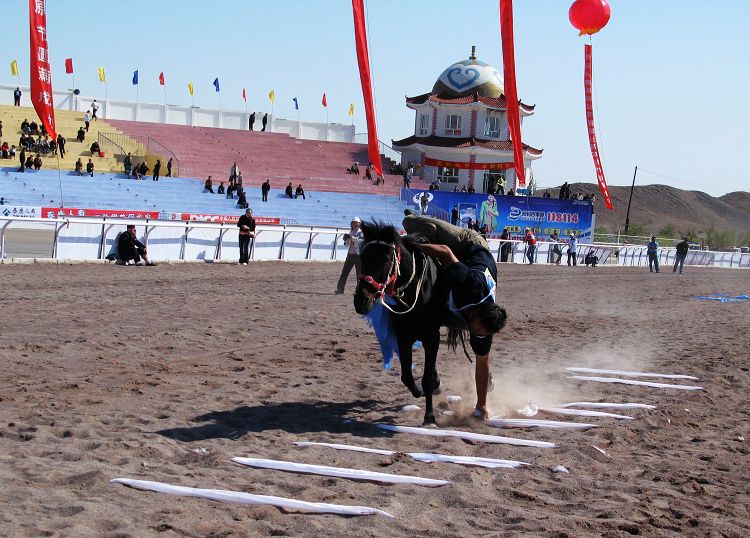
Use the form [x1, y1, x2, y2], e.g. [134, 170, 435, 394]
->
[524, 228, 537, 265]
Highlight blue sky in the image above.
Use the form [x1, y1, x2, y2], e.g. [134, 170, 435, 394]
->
[4, 1, 748, 196]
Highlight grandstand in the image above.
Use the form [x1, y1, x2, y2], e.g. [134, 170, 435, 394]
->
[0, 105, 428, 227]
[1, 169, 410, 228]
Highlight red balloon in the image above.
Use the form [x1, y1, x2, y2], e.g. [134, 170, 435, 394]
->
[569, 0, 611, 36]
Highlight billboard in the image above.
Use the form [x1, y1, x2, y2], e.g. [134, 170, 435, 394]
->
[402, 190, 594, 240]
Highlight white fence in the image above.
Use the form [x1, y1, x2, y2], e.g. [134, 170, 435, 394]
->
[0, 84, 355, 143]
[1, 216, 749, 269]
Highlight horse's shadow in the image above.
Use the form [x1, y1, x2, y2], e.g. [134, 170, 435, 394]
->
[154, 399, 398, 442]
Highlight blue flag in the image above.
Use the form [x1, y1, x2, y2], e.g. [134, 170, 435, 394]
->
[132, 70, 138, 85]
[293, 97, 298, 110]
[213, 78, 220, 92]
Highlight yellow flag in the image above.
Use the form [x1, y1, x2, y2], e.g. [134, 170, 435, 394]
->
[10, 60, 18, 77]
[268, 90, 275, 105]
[188, 82, 194, 97]
[348, 102, 354, 117]
[98, 66, 106, 82]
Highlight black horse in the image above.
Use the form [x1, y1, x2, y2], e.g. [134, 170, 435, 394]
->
[353, 221, 450, 425]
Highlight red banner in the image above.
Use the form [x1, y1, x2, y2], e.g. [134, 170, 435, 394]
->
[173, 213, 280, 225]
[499, 0, 524, 187]
[584, 44, 613, 209]
[64, 57, 73, 74]
[29, 0, 56, 140]
[43, 207, 160, 220]
[424, 157, 514, 171]
[352, 0, 383, 178]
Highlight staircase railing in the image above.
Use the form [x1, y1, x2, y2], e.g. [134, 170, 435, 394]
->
[353, 133, 402, 170]
[97, 132, 179, 177]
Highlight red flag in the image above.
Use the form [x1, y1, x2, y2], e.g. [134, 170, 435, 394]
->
[242, 88, 246, 101]
[65, 58, 73, 74]
[159, 72, 165, 86]
[29, 0, 56, 140]
[322, 92, 327, 107]
[351, 0, 383, 178]
[499, 0, 524, 187]
[584, 44, 613, 209]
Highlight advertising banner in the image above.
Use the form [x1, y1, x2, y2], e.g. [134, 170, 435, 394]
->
[403, 189, 594, 240]
[424, 157, 514, 171]
[42, 207, 160, 219]
[584, 44, 613, 209]
[178, 213, 280, 225]
[1, 205, 42, 218]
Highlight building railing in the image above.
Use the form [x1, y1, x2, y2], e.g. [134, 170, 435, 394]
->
[2, 216, 748, 269]
[353, 134, 402, 168]
[98, 132, 180, 177]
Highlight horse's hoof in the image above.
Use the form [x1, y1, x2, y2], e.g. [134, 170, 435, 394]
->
[422, 415, 438, 427]
[410, 384, 424, 398]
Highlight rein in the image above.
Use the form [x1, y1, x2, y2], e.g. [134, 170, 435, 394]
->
[359, 239, 427, 315]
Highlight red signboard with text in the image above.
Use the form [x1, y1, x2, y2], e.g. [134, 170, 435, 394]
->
[42, 207, 160, 220]
[177, 213, 280, 225]
[29, 0, 56, 140]
[424, 157, 515, 171]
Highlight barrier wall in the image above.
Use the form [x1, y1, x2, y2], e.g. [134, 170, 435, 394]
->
[1, 216, 748, 269]
[0, 84, 355, 143]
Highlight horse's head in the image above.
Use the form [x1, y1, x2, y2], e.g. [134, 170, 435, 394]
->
[353, 221, 402, 315]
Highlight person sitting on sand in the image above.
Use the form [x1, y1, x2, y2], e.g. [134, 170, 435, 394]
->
[117, 224, 156, 266]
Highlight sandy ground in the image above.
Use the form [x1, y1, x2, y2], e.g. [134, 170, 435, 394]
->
[0, 262, 748, 537]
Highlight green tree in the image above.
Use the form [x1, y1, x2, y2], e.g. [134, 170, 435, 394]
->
[683, 228, 701, 243]
[657, 223, 677, 239]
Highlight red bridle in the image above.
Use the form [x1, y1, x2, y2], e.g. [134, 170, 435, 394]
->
[358, 241, 401, 298]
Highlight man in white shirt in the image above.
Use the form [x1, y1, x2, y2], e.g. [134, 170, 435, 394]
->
[335, 217, 364, 294]
[567, 232, 578, 266]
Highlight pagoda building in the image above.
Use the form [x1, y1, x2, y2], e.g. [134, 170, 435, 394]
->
[393, 47, 542, 192]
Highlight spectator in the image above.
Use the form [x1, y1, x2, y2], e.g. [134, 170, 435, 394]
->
[75, 158, 83, 175]
[674, 236, 689, 274]
[261, 179, 271, 202]
[124, 153, 133, 177]
[230, 162, 240, 182]
[24, 155, 34, 170]
[647, 235, 660, 273]
[13, 87, 21, 106]
[237, 188, 248, 209]
[152, 159, 161, 181]
[84, 111, 90, 132]
[90, 140, 101, 156]
[467, 218, 474, 230]
[285, 182, 294, 198]
[420, 192, 429, 214]
[48, 137, 56, 155]
[236, 174, 244, 190]
[460, 185, 467, 193]
[91, 100, 99, 120]
[295, 184, 305, 200]
[500, 228, 512, 263]
[18, 148, 26, 172]
[138, 161, 149, 179]
[348, 162, 360, 175]
[237, 208, 256, 265]
[117, 225, 156, 266]
[226, 181, 236, 199]
[166, 157, 173, 177]
[249, 112, 255, 131]
[57, 134, 66, 158]
[507, 189, 515, 197]
[21, 119, 30, 133]
[402, 169, 409, 188]
[1, 141, 8, 159]
[0, 120, 3, 138]
[335, 217, 363, 294]
[567, 232, 578, 266]
[584, 249, 599, 267]
[204, 176, 214, 193]
[29, 120, 39, 134]
[549, 231, 563, 265]
[9, 145, 16, 159]
[76, 127, 86, 143]
[217, 182, 225, 195]
[543, 190, 551, 198]
[86, 159, 94, 177]
[261, 113, 268, 132]
[33, 154, 42, 170]
[559, 182, 570, 199]
[451, 206, 459, 225]
[365, 165, 372, 182]
[496, 176, 506, 195]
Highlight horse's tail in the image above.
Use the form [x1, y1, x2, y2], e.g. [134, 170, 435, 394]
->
[447, 328, 473, 363]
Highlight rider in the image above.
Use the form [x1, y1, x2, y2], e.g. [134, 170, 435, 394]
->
[402, 211, 507, 419]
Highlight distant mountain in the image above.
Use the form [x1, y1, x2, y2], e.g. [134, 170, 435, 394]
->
[540, 183, 750, 241]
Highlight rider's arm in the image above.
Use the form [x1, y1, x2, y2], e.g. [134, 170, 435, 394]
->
[417, 243, 458, 266]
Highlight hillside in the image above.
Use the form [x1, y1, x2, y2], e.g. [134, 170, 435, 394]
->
[540, 183, 750, 242]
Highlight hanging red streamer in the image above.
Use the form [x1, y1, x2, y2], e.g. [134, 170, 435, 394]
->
[584, 44, 613, 209]
[499, 0, 524, 187]
[351, 0, 383, 178]
[29, 0, 56, 140]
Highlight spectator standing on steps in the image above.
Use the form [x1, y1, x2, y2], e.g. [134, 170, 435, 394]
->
[335, 217, 363, 294]
[647, 236, 660, 273]
[91, 100, 99, 120]
[166, 158, 173, 177]
[237, 208, 256, 265]
[84, 110, 91, 132]
[673, 237, 689, 274]
[261, 113, 268, 132]
[249, 112, 255, 131]
[152, 159, 161, 181]
[13, 87, 22, 106]
[57, 134, 65, 158]
[567, 232, 578, 266]
[261, 179, 271, 202]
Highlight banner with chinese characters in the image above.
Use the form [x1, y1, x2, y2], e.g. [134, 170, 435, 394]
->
[1, 205, 42, 219]
[176, 213, 281, 225]
[29, 0, 56, 139]
[42, 207, 161, 220]
[424, 157, 515, 171]
[584, 44, 613, 209]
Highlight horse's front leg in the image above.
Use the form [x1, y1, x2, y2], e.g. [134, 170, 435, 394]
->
[421, 330, 441, 426]
[397, 336, 423, 398]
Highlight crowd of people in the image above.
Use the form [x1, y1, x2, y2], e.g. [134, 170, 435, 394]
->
[199, 162, 309, 208]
